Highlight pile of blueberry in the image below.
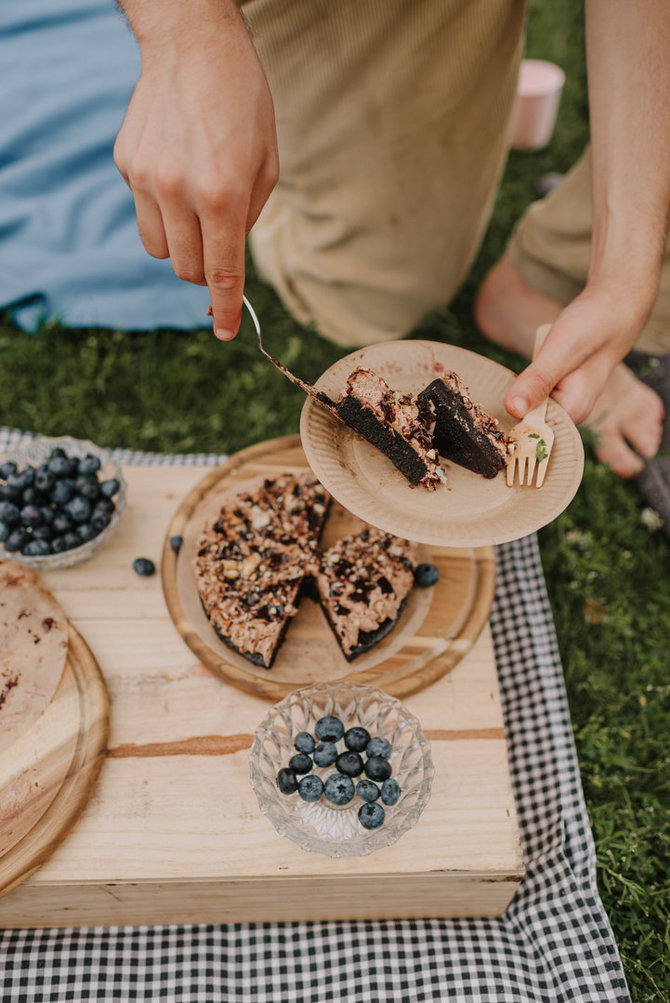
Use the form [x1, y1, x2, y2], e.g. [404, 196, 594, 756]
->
[0, 447, 121, 558]
[276, 714, 400, 830]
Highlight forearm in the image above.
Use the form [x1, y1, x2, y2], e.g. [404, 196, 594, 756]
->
[117, 0, 245, 54]
[586, 0, 670, 306]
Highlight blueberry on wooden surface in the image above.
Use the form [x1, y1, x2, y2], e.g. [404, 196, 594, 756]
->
[358, 802, 385, 830]
[298, 775, 324, 802]
[324, 773, 355, 806]
[336, 751, 364, 777]
[276, 767, 298, 795]
[364, 756, 392, 782]
[344, 726, 370, 752]
[133, 557, 156, 577]
[414, 562, 440, 588]
[314, 715, 344, 743]
[380, 778, 401, 805]
[288, 752, 313, 775]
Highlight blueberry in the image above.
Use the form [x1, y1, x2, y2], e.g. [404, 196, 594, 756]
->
[288, 752, 313, 775]
[32, 524, 54, 541]
[0, 520, 9, 542]
[414, 562, 440, 588]
[366, 736, 392, 759]
[294, 731, 316, 755]
[358, 802, 385, 830]
[23, 539, 52, 557]
[75, 476, 100, 501]
[78, 454, 101, 476]
[365, 756, 392, 782]
[356, 779, 380, 803]
[52, 512, 73, 535]
[49, 447, 67, 459]
[0, 483, 21, 503]
[40, 505, 56, 525]
[336, 751, 364, 777]
[133, 557, 156, 577]
[0, 501, 20, 527]
[99, 478, 121, 499]
[324, 773, 355, 806]
[314, 715, 344, 743]
[298, 774, 324, 803]
[47, 455, 72, 478]
[0, 461, 18, 479]
[380, 778, 401, 806]
[313, 741, 338, 768]
[51, 536, 69, 553]
[91, 512, 111, 532]
[64, 496, 92, 524]
[50, 480, 74, 506]
[20, 504, 43, 528]
[5, 528, 28, 552]
[62, 532, 82, 551]
[22, 486, 46, 506]
[344, 726, 370, 752]
[169, 535, 183, 555]
[34, 469, 54, 493]
[92, 497, 115, 516]
[276, 767, 298, 795]
[76, 522, 97, 543]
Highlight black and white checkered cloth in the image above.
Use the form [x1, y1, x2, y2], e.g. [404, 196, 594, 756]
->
[0, 429, 630, 1002]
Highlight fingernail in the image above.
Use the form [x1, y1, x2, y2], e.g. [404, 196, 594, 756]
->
[215, 329, 236, 342]
[509, 396, 528, 416]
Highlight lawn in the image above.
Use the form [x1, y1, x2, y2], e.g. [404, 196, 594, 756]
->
[0, 1, 668, 998]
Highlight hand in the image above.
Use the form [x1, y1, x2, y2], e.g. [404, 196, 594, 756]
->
[505, 272, 660, 425]
[114, 3, 279, 340]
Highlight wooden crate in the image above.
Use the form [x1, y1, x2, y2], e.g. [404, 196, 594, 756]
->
[0, 465, 524, 928]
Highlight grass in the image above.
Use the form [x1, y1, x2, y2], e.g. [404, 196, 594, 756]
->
[0, 1, 668, 997]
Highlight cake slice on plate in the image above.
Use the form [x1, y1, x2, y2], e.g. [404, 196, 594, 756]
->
[315, 527, 417, 661]
[195, 473, 330, 668]
[418, 372, 509, 478]
[334, 368, 446, 490]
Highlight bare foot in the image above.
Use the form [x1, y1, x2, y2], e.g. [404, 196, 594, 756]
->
[474, 257, 665, 476]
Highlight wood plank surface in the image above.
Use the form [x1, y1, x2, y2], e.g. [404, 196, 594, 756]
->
[0, 460, 524, 927]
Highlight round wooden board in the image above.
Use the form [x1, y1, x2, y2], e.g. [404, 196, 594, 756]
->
[162, 436, 495, 702]
[0, 625, 109, 898]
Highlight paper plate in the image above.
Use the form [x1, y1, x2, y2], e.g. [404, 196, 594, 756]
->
[300, 340, 584, 548]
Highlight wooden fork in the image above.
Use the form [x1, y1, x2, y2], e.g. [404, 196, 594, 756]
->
[506, 324, 555, 488]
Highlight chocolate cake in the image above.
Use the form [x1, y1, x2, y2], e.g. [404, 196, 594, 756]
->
[334, 369, 446, 490]
[195, 474, 330, 668]
[316, 527, 417, 661]
[418, 372, 509, 478]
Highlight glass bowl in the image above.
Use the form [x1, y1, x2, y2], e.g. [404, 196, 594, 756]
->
[249, 681, 434, 857]
[0, 435, 127, 570]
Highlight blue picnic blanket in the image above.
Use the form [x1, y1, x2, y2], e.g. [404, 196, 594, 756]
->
[0, 0, 210, 332]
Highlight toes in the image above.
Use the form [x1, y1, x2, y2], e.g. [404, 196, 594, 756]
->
[593, 432, 645, 478]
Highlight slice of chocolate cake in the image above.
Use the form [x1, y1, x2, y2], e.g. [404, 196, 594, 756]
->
[195, 474, 330, 668]
[334, 368, 446, 490]
[418, 372, 509, 478]
[316, 527, 417, 661]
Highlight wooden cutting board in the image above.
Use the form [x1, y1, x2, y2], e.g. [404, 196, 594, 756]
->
[0, 452, 523, 928]
[0, 580, 109, 898]
[162, 437, 496, 701]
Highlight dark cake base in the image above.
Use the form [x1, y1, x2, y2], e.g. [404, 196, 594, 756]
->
[319, 596, 410, 662]
[336, 396, 428, 486]
[418, 380, 505, 479]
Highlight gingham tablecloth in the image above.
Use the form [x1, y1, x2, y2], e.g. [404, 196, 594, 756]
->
[0, 430, 630, 1003]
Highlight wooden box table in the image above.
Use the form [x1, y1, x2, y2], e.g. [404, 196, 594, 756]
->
[0, 464, 524, 928]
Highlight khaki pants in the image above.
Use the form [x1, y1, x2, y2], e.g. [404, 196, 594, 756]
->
[243, 0, 525, 347]
[507, 147, 670, 355]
